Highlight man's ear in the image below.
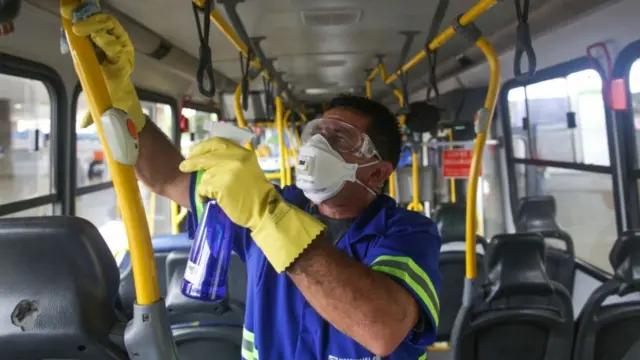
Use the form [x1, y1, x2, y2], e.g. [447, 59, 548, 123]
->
[366, 161, 394, 190]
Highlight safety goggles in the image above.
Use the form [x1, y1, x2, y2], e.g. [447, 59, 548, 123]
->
[300, 118, 380, 159]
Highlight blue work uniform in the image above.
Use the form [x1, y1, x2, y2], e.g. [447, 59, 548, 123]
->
[188, 173, 442, 360]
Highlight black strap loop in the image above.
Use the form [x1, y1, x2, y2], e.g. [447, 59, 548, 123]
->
[514, 0, 537, 80]
[398, 70, 410, 114]
[192, 0, 216, 97]
[239, 50, 252, 111]
[425, 49, 439, 104]
[262, 77, 274, 120]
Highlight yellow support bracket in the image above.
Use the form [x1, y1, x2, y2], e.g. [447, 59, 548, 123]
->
[465, 38, 500, 280]
[209, 9, 271, 83]
[385, 0, 498, 84]
[61, 0, 159, 304]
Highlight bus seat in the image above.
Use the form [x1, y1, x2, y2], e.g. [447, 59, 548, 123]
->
[516, 196, 576, 293]
[0, 217, 128, 359]
[433, 202, 467, 239]
[572, 230, 640, 360]
[450, 233, 574, 360]
[173, 323, 242, 359]
[165, 250, 246, 325]
[118, 233, 192, 318]
[438, 235, 487, 342]
[433, 203, 488, 341]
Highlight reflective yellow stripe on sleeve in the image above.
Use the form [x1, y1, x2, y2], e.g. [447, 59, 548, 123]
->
[371, 255, 440, 327]
[419, 352, 428, 360]
[242, 328, 260, 360]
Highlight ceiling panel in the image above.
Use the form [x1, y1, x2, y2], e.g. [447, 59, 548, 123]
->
[104, 0, 554, 102]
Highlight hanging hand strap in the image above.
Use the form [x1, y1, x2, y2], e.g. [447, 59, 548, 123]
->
[425, 49, 439, 104]
[239, 50, 252, 110]
[513, 0, 537, 80]
[192, 0, 216, 97]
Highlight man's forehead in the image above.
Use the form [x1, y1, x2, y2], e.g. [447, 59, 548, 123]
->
[322, 107, 369, 133]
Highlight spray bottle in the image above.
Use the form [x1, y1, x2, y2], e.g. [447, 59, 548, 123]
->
[181, 122, 255, 302]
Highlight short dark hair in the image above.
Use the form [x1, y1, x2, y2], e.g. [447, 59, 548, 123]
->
[327, 94, 402, 168]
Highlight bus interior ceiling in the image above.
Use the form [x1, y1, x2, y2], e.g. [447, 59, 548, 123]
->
[3, 0, 640, 358]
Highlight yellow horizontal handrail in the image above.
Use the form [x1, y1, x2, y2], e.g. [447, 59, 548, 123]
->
[209, 9, 271, 82]
[385, 0, 498, 84]
[61, 0, 159, 304]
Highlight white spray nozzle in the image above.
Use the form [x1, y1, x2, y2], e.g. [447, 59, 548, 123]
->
[204, 122, 255, 146]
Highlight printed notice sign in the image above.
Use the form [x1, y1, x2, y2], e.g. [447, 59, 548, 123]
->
[443, 149, 480, 178]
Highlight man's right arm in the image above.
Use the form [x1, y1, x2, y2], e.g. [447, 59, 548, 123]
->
[135, 118, 191, 210]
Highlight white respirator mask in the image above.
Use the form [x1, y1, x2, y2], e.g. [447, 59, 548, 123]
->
[296, 134, 379, 204]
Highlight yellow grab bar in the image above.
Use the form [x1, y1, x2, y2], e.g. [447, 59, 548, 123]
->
[407, 151, 424, 212]
[275, 96, 287, 186]
[364, 69, 397, 200]
[465, 37, 500, 280]
[61, 2, 159, 304]
[386, 0, 498, 84]
[210, 9, 270, 82]
[265, 172, 281, 180]
[283, 110, 293, 185]
[171, 201, 180, 234]
[233, 83, 254, 150]
[447, 130, 456, 203]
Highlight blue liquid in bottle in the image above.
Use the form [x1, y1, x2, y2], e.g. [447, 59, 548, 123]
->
[181, 201, 232, 302]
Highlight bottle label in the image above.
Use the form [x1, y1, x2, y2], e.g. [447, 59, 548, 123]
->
[184, 260, 202, 284]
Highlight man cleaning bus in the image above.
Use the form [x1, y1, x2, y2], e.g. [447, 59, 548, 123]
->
[66, 9, 442, 359]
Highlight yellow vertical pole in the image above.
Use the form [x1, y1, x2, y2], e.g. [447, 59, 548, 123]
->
[61, 2, 159, 304]
[171, 202, 180, 234]
[275, 96, 287, 186]
[465, 37, 500, 280]
[448, 130, 456, 203]
[283, 110, 294, 185]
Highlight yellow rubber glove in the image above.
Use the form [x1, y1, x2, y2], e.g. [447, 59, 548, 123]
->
[179, 137, 325, 273]
[61, 7, 146, 132]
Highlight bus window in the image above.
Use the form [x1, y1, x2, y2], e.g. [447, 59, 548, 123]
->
[180, 108, 218, 155]
[76, 91, 111, 187]
[0, 74, 54, 207]
[629, 59, 640, 165]
[140, 100, 174, 236]
[507, 69, 608, 165]
[514, 165, 616, 271]
[2, 204, 53, 218]
[76, 187, 125, 255]
[141, 100, 173, 139]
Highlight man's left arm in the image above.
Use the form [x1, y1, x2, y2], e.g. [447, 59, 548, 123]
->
[287, 213, 442, 356]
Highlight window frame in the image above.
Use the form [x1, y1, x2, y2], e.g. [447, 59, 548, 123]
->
[70, 84, 179, 198]
[500, 57, 617, 213]
[0, 52, 69, 216]
[499, 56, 623, 274]
[611, 39, 640, 229]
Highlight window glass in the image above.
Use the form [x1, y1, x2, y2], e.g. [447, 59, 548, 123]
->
[507, 70, 608, 165]
[629, 59, 640, 164]
[139, 180, 172, 236]
[141, 100, 174, 139]
[1, 204, 53, 218]
[76, 92, 111, 187]
[75, 94, 175, 188]
[180, 108, 218, 155]
[0, 74, 54, 207]
[76, 187, 124, 254]
[515, 164, 616, 271]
